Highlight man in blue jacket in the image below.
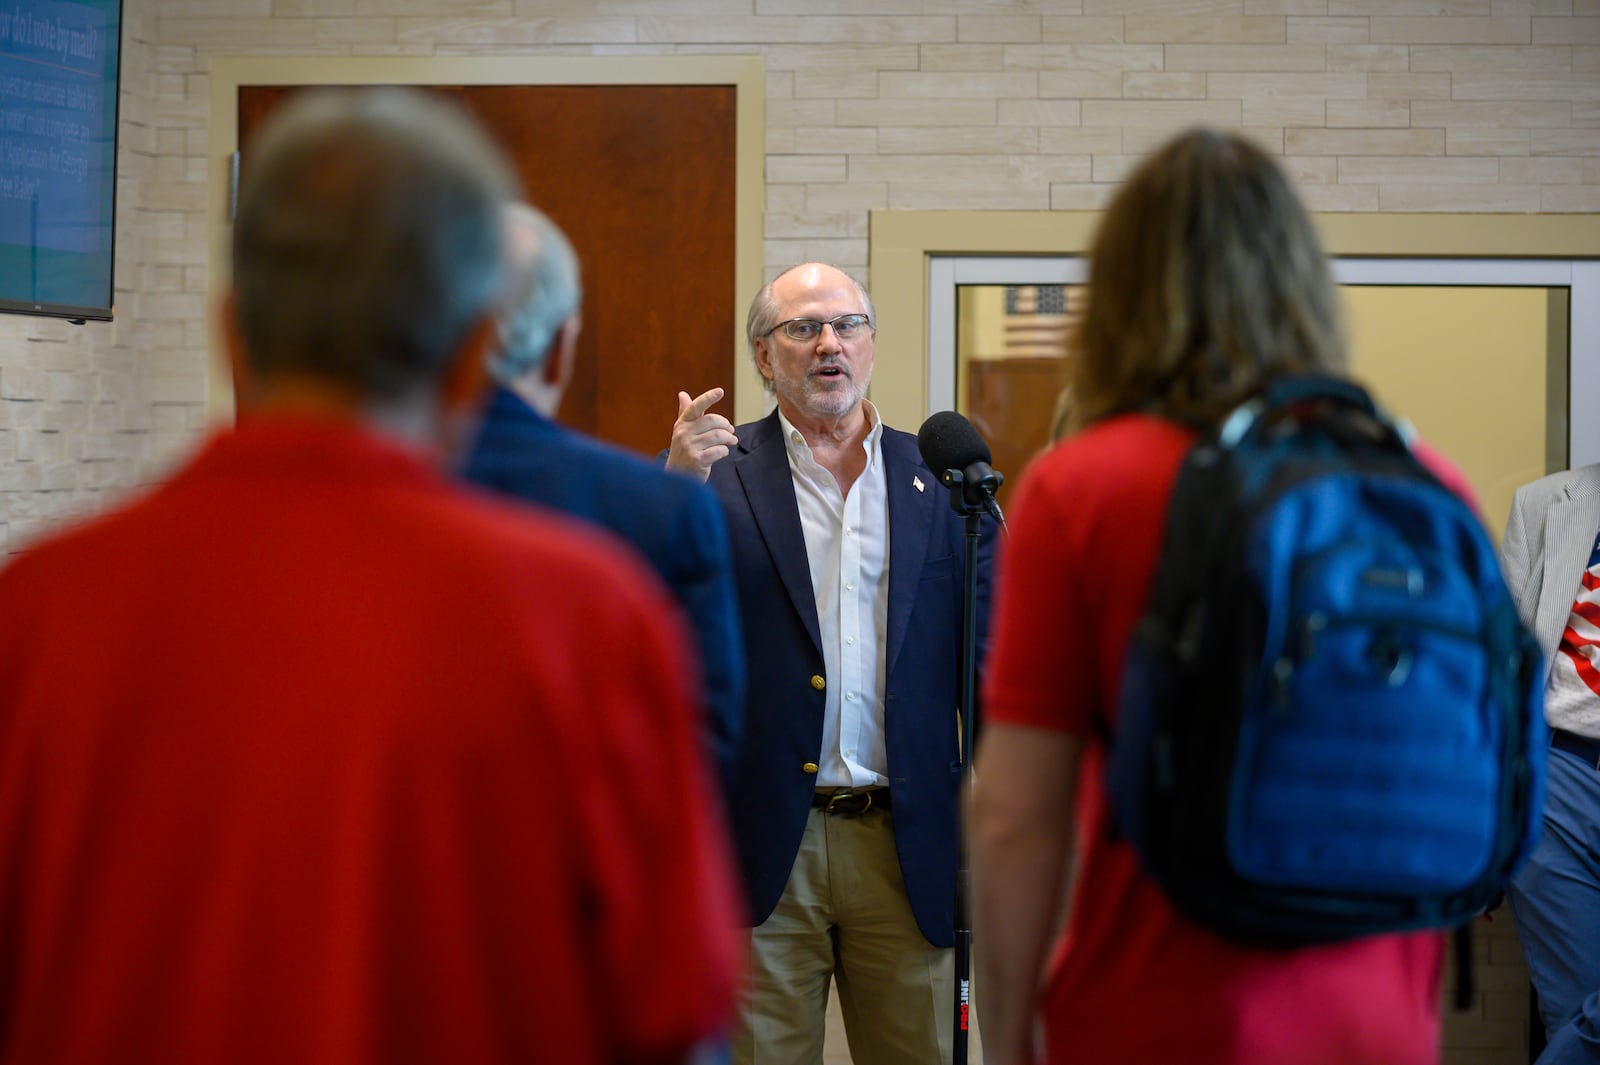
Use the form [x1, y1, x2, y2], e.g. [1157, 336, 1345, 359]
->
[668, 262, 996, 1065]
[462, 204, 744, 787]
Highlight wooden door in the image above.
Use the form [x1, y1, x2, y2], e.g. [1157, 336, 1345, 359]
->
[966, 354, 1067, 514]
[238, 84, 738, 458]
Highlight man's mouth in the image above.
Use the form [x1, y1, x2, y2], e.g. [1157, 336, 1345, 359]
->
[815, 365, 846, 379]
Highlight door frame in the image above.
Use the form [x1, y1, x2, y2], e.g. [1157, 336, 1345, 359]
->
[873, 209, 1600, 467]
[926, 254, 1600, 469]
[207, 54, 766, 425]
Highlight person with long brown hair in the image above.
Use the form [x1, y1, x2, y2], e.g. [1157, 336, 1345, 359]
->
[968, 127, 1463, 1065]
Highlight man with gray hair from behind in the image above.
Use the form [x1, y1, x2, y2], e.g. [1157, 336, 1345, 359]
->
[461, 202, 745, 791]
[0, 87, 741, 1065]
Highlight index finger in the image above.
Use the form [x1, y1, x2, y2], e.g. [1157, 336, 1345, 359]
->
[679, 386, 726, 422]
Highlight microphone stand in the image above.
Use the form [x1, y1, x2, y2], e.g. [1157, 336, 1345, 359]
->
[935, 465, 1002, 1065]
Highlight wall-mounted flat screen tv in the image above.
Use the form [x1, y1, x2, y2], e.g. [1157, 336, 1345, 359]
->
[0, 0, 121, 322]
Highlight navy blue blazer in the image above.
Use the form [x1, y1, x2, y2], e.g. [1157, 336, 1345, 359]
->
[461, 386, 745, 786]
[708, 410, 996, 947]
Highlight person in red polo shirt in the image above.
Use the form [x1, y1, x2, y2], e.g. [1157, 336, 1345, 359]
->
[0, 87, 741, 1065]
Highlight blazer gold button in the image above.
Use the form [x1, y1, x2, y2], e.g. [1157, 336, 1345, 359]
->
[810, 675, 826, 690]
[802, 762, 819, 774]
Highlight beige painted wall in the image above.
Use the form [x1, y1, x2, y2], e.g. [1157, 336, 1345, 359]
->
[1345, 284, 1550, 538]
[956, 285, 1010, 365]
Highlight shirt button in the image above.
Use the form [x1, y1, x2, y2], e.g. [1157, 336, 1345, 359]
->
[811, 675, 826, 690]
[802, 762, 819, 775]
[845, 692, 855, 702]
[845, 582, 855, 591]
[846, 636, 855, 645]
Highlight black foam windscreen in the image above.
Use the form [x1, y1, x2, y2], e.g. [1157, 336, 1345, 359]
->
[917, 410, 992, 474]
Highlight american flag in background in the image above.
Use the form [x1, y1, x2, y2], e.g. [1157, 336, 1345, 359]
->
[1002, 285, 1083, 358]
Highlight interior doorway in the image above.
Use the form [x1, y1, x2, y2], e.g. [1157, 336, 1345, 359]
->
[927, 254, 1600, 537]
[208, 55, 768, 454]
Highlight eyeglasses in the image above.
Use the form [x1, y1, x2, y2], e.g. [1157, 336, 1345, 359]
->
[764, 313, 873, 342]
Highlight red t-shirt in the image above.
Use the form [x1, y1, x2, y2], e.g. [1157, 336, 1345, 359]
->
[983, 414, 1449, 1065]
[0, 419, 743, 1065]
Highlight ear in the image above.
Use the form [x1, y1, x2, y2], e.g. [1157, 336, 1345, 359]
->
[439, 313, 498, 420]
[542, 313, 581, 393]
[219, 290, 255, 414]
[753, 335, 776, 383]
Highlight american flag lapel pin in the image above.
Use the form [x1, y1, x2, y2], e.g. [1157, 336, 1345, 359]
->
[913, 476, 925, 493]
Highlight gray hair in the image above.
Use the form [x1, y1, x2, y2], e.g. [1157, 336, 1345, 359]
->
[744, 263, 876, 394]
[490, 203, 583, 384]
[230, 87, 516, 404]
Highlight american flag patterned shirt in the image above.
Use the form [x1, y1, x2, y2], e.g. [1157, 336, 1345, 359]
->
[1545, 527, 1600, 739]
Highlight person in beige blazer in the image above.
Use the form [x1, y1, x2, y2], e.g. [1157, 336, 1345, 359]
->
[1500, 464, 1600, 1064]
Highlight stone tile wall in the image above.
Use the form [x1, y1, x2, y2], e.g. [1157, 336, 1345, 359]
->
[6, 0, 1598, 550]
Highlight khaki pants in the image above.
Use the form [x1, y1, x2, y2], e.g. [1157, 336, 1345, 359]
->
[733, 805, 954, 1065]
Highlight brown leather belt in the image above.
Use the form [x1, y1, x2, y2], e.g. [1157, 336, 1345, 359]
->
[811, 788, 890, 817]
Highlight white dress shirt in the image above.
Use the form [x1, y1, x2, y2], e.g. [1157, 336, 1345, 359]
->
[777, 403, 891, 788]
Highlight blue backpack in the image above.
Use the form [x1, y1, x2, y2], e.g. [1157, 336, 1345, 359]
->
[1110, 374, 1547, 947]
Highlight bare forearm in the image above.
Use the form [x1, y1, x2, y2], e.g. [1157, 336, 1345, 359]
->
[972, 822, 1068, 1065]
[968, 726, 1081, 1065]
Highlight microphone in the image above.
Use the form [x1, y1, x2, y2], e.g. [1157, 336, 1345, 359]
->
[917, 411, 1005, 523]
